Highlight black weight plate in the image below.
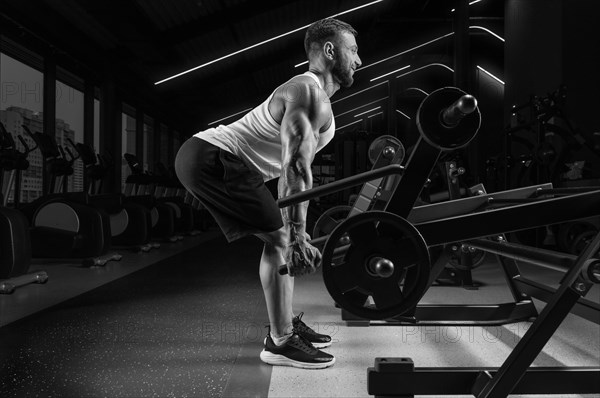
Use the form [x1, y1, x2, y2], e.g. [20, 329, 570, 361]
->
[416, 87, 481, 150]
[312, 205, 352, 238]
[322, 211, 430, 320]
[368, 135, 406, 165]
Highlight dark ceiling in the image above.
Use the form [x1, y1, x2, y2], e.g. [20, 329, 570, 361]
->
[0, 0, 504, 134]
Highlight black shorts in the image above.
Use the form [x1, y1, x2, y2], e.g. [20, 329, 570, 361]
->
[174, 137, 283, 242]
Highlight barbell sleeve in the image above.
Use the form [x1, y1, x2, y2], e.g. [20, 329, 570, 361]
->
[309, 235, 328, 248]
[441, 94, 478, 128]
[277, 164, 405, 208]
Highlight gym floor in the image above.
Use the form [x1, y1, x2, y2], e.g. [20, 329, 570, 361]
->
[1, 232, 599, 398]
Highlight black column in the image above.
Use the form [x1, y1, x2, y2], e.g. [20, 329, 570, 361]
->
[562, 2, 600, 176]
[42, 55, 56, 195]
[153, 118, 162, 173]
[83, 80, 95, 147]
[504, 0, 563, 124]
[387, 79, 397, 137]
[42, 56, 56, 137]
[167, 127, 174, 166]
[99, 74, 122, 194]
[135, 108, 144, 165]
[453, 0, 471, 91]
[83, 79, 95, 192]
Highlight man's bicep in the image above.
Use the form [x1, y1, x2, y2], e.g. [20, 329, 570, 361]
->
[280, 106, 316, 162]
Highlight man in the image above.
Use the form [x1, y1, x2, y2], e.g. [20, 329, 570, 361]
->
[175, 18, 361, 369]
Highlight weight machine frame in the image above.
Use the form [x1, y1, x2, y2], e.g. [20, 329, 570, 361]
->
[277, 87, 600, 396]
[342, 183, 600, 326]
[286, 165, 600, 397]
[368, 228, 600, 398]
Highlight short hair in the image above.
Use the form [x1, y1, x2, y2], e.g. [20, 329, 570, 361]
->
[304, 18, 358, 58]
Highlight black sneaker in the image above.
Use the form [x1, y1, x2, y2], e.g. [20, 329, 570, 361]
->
[260, 331, 335, 369]
[293, 312, 332, 349]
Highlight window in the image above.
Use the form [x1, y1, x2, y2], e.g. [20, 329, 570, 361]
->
[56, 70, 84, 192]
[0, 51, 44, 204]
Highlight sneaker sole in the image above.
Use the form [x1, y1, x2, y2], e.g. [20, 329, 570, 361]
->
[311, 341, 332, 349]
[259, 350, 335, 369]
[265, 336, 332, 349]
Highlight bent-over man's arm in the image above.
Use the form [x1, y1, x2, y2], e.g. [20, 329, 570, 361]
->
[278, 81, 330, 275]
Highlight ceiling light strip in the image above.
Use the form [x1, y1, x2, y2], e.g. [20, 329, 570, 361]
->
[370, 65, 411, 82]
[405, 87, 430, 96]
[331, 81, 388, 105]
[155, 0, 385, 85]
[335, 96, 389, 118]
[476, 65, 505, 85]
[329, 0, 385, 18]
[451, 0, 484, 12]
[470, 26, 505, 42]
[367, 111, 384, 118]
[396, 109, 411, 120]
[336, 119, 363, 131]
[207, 107, 253, 126]
[354, 106, 381, 118]
[295, 61, 309, 68]
[396, 63, 454, 79]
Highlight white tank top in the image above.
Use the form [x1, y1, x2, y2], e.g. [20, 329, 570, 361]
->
[194, 71, 335, 181]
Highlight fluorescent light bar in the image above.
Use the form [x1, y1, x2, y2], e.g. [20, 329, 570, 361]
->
[405, 87, 430, 96]
[329, 0, 385, 18]
[295, 61, 309, 68]
[336, 119, 363, 131]
[471, 26, 505, 42]
[156, 0, 385, 84]
[354, 106, 381, 118]
[451, 0, 483, 12]
[476, 65, 505, 85]
[396, 109, 411, 120]
[367, 111, 383, 119]
[331, 81, 388, 104]
[396, 63, 453, 79]
[207, 107, 253, 126]
[370, 65, 411, 82]
[336, 97, 389, 118]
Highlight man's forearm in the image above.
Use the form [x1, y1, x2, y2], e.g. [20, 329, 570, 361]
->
[279, 162, 312, 240]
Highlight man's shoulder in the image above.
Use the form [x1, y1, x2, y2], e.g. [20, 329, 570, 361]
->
[276, 75, 330, 111]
